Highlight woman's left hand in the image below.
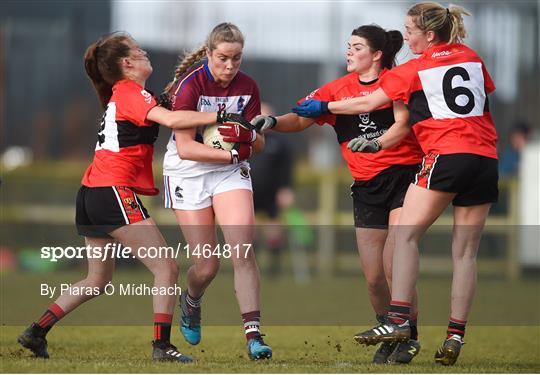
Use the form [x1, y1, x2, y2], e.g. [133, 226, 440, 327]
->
[291, 99, 329, 118]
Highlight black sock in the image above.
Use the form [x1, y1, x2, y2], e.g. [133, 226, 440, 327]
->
[154, 313, 172, 344]
[409, 312, 418, 340]
[388, 301, 411, 325]
[410, 321, 418, 340]
[447, 317, 466, 338]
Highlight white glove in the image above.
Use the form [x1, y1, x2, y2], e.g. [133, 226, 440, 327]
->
[347, 136, 381, 153]
[251, 115, 277, 132]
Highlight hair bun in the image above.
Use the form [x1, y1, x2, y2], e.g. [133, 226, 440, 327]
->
[385, 30, 404, 53]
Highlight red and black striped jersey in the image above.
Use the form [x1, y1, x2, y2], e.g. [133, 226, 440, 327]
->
[302, 70, 423, 181]
[380, 43, 498, 159]
[82, 79, 159, 195]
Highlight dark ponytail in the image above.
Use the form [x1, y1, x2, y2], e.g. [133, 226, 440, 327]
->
[351, 24, 403, 70]
[83, 32, 131, 109]
[84, 43, 110, 109]
[382, 30, 404, 69]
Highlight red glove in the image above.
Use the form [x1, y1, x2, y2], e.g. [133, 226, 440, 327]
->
[218, 123, 257, 143]
[230, 143, 252, 164]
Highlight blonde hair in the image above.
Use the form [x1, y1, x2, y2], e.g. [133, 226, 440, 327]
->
[164, 22, 245, 94]
[407, 2, 470, 44]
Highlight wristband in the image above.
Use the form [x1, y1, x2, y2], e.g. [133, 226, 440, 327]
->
[268, 116, 277, 129]
[250, 129, 257, 142]
[321, 101, 329, 114]
[230, 149, 239, 164]
[373, 138, 382, 151]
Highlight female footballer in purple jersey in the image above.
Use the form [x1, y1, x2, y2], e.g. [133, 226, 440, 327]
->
[162, 23, 272, 360]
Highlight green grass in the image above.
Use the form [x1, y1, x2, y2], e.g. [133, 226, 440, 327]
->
[1, 325, 538, 373]
[2, 269, 539, 372]
[2, 269, 539, 326]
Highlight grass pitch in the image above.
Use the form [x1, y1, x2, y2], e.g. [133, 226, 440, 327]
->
[1, 325, 539, 373]
[1, 268, 539, 372]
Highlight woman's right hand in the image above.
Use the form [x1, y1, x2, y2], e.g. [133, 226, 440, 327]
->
[216, 109, 253, 129]
[347, 136, 381, 153]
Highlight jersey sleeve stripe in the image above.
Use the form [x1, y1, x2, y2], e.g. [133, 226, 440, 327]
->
[173, 65, 204, 96]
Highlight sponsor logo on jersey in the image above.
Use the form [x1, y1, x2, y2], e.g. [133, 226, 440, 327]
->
[431, 50, 451, 58]
[140, 89, 152, 104]
[198, 95, 250, 113]
[363, 129, 387, 139]
[237, 96, 245, 112]
[306, 89, 319, 100]
[431, 47, 464, 59]
[200, 98, 212, 106]
[358, 113, 377, 132]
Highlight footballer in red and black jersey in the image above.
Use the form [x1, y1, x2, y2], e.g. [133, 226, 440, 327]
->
[301, 69, 423, 181]
[379, 43, 498, 159]
[82, 79, 159, 195]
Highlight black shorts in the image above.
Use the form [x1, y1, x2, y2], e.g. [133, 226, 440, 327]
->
[414, 153, 499, 206]
[76, 186, 150, 238]
[351, 164, 420, 229]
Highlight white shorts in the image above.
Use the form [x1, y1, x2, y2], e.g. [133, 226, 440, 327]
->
[163, 165, 252, 210]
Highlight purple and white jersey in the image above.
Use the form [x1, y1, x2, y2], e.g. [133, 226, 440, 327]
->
[163, 61, 261, 177]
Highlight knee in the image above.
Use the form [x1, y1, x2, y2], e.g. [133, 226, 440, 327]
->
[169, 261, 180, 278]
[452, 251, 478, 263]
[164, 260, 180, 279]
[396, 227, 421, 245]
[365, 274, 388, 294]
[194, 262, 220, 282]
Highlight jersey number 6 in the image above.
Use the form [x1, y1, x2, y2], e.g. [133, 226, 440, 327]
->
[442, 67, 475, 115]
[419, 62, 485, 120]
